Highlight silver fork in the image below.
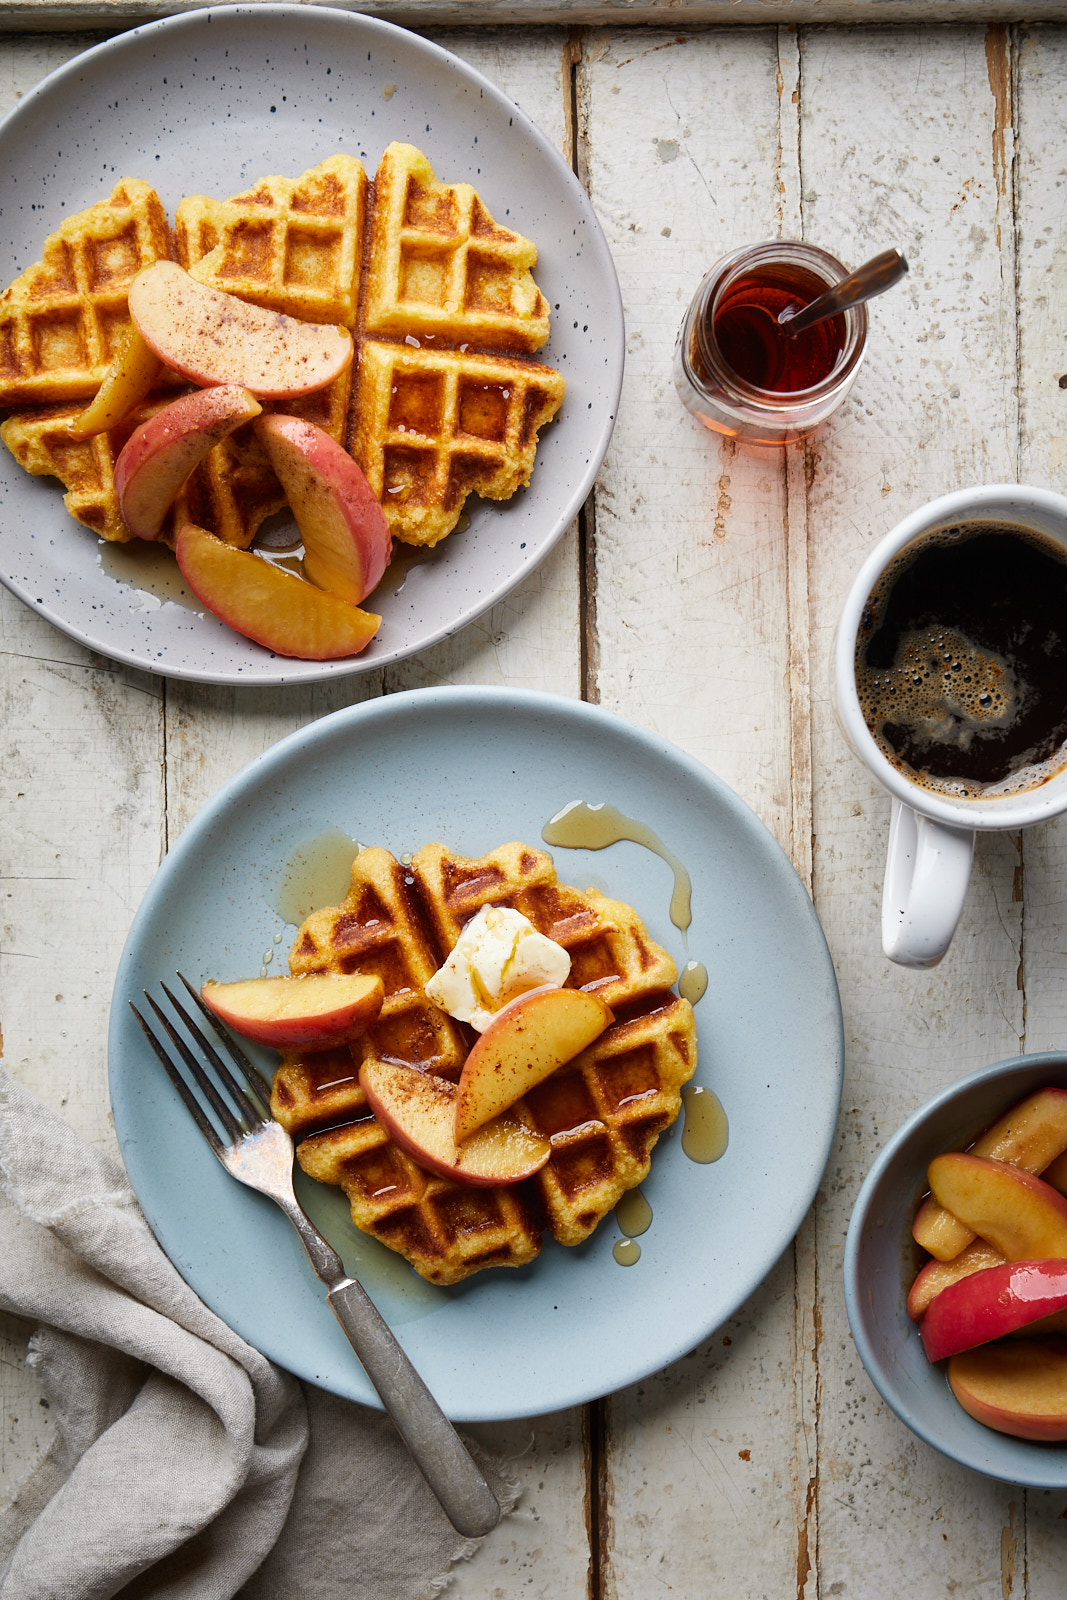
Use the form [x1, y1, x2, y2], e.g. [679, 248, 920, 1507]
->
[130, 975, 500, 1539]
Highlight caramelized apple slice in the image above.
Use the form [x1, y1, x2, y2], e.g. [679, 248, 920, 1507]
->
[255, 415, 391, 605]
[921, 1259, 1067, 1363]
[201, 972, 383, 1050]
[115, 385, 262, 541]
[175, 523, 380, 659]
[67, 324, 161, 440]
[128, 262, 353, 399]
[908, 1239, 1006, 1321]
[913, 1088, 1067, 1261]
[927, 1153, 1067, 1259]
[360, 1059, 551, 1187]
[949, 1339, 1067, 1440]
[453, 986, 613, 1144]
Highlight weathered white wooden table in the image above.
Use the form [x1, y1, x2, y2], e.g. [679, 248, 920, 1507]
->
[4, 5, 1067, 1595]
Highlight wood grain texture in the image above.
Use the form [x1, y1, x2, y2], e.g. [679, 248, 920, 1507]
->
[7, 1, 1067, 34]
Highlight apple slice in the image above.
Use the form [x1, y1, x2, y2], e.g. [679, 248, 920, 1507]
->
[1042, 1147, 1067, 1196]
[927, 1153, 1067, 1259]
[255, 415, 392, 605]
[175, 524, 380, 659]
[453, 986, 614, 1144]
[948, 1340, 1067, 1440]
[908, 1238, 1006, 1321]
[128, 261, 353, 399]
[67, 324, 162, 440]
[360, 1058, 551, 1187]
[200, 972, 383, 1050]
[115, 385, 263, 540]
[913, 1087, 1067, 1260]
[920, 1259, 1067, 1363]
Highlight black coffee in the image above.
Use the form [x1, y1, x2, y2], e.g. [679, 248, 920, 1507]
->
[855, 520, 1067, 799]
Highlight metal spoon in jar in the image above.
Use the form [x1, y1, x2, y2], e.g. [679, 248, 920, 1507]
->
[778, 247, 908, 337]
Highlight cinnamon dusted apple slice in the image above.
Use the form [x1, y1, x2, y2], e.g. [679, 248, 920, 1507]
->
[921, 1259, 1067, 1363]
[452, 986, 613, 1145]
[175, 524, 380, 659]
[201, 972, 383, 1050]
[115, 385, 263, 540]
[128, 261, 353, 399]
[255, 415, 392, 605]
[927, 1153, 1067, 1259]
[360, 1059, 551, 1187]
[67, 324, 162, 440]
[913, 1087, 1067, 1260]
[949, 1340, 1067, 1440]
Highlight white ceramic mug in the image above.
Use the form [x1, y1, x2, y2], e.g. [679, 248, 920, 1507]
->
[834, 484, 1067, 968]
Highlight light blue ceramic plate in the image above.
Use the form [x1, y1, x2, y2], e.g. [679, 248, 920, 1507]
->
[0, 6, 622, 685]
[845, 1052, 1067, 1487]
[109, 688, 843, 1421]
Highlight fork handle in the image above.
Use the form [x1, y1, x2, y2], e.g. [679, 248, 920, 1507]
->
[327, 1276, 501, 1538]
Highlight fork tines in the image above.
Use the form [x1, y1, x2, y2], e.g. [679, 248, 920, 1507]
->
[130, 975, 273, 1153]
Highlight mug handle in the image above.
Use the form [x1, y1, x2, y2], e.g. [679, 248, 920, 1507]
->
[881, 799, 975, 968]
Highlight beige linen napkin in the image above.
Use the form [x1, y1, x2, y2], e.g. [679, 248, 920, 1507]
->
[0, 1068, 516, 1599]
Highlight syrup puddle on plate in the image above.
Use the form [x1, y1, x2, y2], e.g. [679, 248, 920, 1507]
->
[271, 828, 362, 926]
[98, 540, 200, 611]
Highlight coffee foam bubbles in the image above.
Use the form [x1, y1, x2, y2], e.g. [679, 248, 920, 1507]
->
[865, 626, 1017, 751]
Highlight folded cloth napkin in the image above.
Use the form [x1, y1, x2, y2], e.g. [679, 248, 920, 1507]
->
[0, 1068, 516, 1600]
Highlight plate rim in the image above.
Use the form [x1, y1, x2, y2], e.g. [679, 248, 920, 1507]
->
[0, 4, 624, 686]
[109, 686, 845, 1419]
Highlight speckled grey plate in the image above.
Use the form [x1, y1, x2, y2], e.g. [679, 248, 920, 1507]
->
[0, 6, 622, 684]
[109, 688, 844, 1421]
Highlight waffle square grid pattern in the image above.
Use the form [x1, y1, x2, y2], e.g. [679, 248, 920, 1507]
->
[0, 145, 564, 553]
[271, 842, 696, 1286]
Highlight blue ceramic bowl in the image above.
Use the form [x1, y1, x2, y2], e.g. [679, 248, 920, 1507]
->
[844, 1052, 1067, 1487]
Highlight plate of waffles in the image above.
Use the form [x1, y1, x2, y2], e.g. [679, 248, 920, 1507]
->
[0, 7, 621, 683]
[109, 688, 844, 1421]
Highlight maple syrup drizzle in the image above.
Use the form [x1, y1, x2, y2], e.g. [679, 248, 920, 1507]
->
[542, 801, 693, 937]
[613, 1238, 642, 1267]
[615, 1185, 652, 1238]
[679, 959, 709, 1006]
[273, 828, 362, 925]
[681, 1085, 729, 1163]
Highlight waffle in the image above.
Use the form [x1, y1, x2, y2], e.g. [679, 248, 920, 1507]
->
[0, 178, 173, 408]
[1, 147, 563, 560]
[176, 154, 367, 329]
[349, 340, 565, 548]
[363, 142, 550, 351]
[273, 842, 696, 1285]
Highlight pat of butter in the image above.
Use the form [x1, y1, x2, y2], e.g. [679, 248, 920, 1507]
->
[425, 904, 570, 1031]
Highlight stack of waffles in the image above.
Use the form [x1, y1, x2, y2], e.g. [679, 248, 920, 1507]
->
[0, 144, 564, 551]
[271, 841, 697, 1285]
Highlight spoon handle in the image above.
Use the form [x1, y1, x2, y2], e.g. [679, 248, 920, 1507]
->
[781, 247, 908, 338]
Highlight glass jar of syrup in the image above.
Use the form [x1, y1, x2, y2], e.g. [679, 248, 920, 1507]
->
[674, 240, 868, 446]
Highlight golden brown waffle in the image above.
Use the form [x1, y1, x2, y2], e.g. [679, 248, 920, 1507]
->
[363, 143, 550, 352]
[1, 403, 132, 542]
[273, 842, 696, 1285]
[349, 340, 565, 548]
[177, 154, 367, 328]
[2, 148, 562, 558]
[0, 178, 173, 408]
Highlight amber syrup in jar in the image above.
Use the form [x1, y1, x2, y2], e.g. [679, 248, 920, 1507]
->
[675, 241, 867, 446]
[710, 264, 846, 393]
